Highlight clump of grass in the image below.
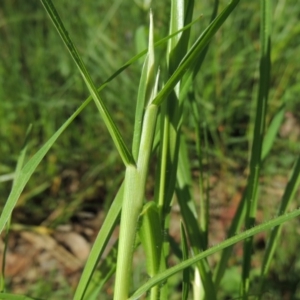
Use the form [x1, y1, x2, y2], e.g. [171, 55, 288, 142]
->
[1, 0, 300, 299]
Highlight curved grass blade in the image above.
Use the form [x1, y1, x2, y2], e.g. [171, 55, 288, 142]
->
[1, 125, 32, 292]
[129, 208, 300, 299]
[74, 183, 124, 300]
[0, 97, 92, 235]
[82, 241, 118, 300]
[40, 0, 134, 166]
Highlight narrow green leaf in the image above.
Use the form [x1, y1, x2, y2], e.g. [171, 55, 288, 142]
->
[40, 0, 134, 166]
[132, 55, 151, 159]
[138, 201, 163, 277]
[241, 0, 272, 295]
[129, 208, 300, 299]
[132, 11, 155, 160]
[261, 104, 285, 160]
[155, 0, 188, 217]
[13, 124, 33, 184]
[134, 26, 147, 65]
[180, 0, 219, 113]
[83, 242, 118, 300]
[180, 221, 190, 300]
[176, 137, 205, 249]
[189, 95, 210, 248]
[0, 98, 91, 235]
[154, 0, 193, 296]
[74, 183, 124, 300]
[154, 3, 231, 298]
[153, 0, 240, 106]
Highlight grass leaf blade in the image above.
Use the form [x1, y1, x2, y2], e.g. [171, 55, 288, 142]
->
[40, 0, 134, 166]
[153, 0, 240, 106]
[180, 221, 190, 300]
[74, 184, 124, 300]
[129, 208, 300, 299]
[241, 0, 272, 295]
[0, 98, 91, 234]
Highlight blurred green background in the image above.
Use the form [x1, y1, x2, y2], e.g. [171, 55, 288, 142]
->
[1, 1, 299, 211]
[1, 0, 300, 298]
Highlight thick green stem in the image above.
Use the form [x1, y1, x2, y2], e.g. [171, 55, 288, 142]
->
[113, 165, 141, 300]
[114, 104, 158, 300]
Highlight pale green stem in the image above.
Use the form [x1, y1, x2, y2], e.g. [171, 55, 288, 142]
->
[114, 104, 158, 300]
